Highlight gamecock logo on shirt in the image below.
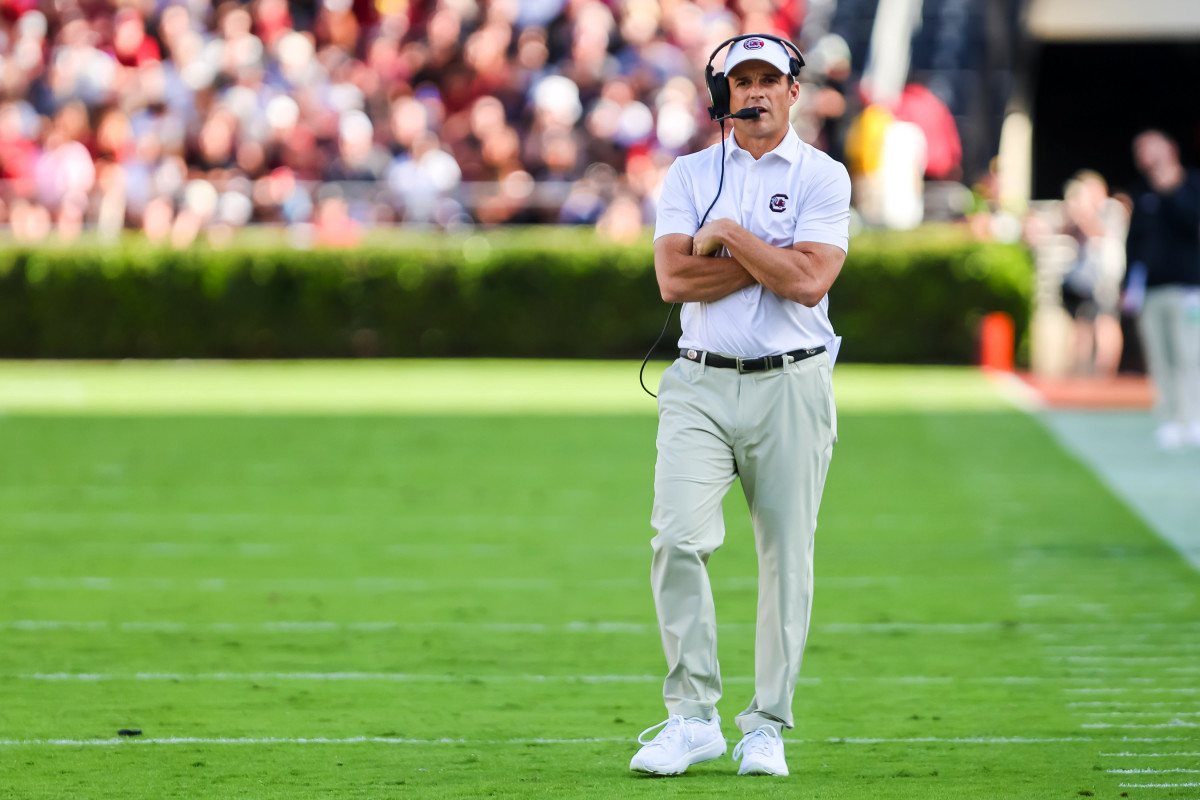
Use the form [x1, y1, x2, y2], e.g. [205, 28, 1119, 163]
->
[769, 193, 788, 212]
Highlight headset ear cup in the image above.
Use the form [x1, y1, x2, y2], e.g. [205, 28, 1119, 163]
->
[708, 70, 730, 120]
[705, 65, 729, 120]
[789, 57, 802, 77]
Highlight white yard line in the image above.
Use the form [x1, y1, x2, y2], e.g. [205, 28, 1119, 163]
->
[0, 577, 938, 593]
[1087, 712, 1200, 718]
[1083, 722, 1199, 729]
[17, 619, 1187, 635]
[17, 672, 685, 684]
[0, 619, 1010, 635]
[1109, 769, 1200, 774]
[0, 736, 628, 746]
[13, 672, 1183, 685]
[1, 735, 1184, 748]
[1101, 752, 1200, 758]
[0, 511, 604, 533]
[1066, 688, 1199, 695]
[0, 620, 666, 634]
[3, 613, 1197, 646]
[1072, 702, 1200, 708]
[1055, 656, 1198, 663]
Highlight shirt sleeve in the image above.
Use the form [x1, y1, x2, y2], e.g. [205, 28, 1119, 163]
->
[653, 159, 700, 241]
[793, 160, 851, 252]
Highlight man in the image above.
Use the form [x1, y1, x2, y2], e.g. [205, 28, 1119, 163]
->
[1123, 130, 1200, 449]
[629, 35, 850, 777]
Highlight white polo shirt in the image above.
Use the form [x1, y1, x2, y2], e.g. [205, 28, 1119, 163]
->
[654, 126, 851, 357]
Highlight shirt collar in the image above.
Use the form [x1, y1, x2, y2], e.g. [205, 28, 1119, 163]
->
[725, 125, 802, 164]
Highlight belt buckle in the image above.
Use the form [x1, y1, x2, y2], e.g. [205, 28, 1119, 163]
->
[736, 356, 749, 374]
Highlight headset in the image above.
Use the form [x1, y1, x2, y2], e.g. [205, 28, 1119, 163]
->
[638, 34, 805, 398]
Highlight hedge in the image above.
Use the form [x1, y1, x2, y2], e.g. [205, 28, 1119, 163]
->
[0, 226, 1032, 363]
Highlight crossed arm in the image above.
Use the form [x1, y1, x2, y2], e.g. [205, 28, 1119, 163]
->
[654, 218, 847, 307]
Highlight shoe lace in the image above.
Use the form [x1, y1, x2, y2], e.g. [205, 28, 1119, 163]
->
[637, 714, 687, 747]
[733, 726, 780, 761]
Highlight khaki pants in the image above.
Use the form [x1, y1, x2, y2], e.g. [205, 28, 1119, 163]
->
[1139, 286, 1200, 426]
[650, 352, 836, 735]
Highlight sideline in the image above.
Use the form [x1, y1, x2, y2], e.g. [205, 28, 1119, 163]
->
[1038, 410, 1200, 573]
[987, 371, 1200, 574]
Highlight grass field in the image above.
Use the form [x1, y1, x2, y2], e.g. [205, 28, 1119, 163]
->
[0, 361, 1197, 799]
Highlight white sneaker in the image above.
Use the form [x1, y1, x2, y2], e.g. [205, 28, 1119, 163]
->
[733, 726, 788, 776]
[629, 714, 726, 775]
[1156, 422, 1186, 450]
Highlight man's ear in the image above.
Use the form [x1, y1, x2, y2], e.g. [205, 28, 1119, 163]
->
[788, 78, 801, 107]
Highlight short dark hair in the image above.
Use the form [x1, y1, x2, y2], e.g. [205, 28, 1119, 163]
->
[1134, 128, 1173, 144]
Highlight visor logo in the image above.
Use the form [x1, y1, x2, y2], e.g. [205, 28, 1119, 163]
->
[745, 39, 764, 50]
[770, 193, 788, 212]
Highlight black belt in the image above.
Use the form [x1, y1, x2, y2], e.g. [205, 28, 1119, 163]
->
[680, 346, 826, 373]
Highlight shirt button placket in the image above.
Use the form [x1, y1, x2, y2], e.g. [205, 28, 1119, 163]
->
[744, 163, 756, 229]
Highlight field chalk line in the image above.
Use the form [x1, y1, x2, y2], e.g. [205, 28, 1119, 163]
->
[10, 672, 1197, 686]
[11, 576, 904, 593]
[1108, 769, 1200, 774]
[1066, 688, 1199, 695]
[1083, 721, 1200, 729]
[5, 619, 1199, 636]
[1, 735, 1191, 748]
[1087, 712, 1200, 718]
[1072, 702, 1200, 708]
[1100, 752, 1200, 758]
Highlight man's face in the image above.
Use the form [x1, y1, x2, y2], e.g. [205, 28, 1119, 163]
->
[727, 60, 798, 140]
[1134, 132, 1176, 175]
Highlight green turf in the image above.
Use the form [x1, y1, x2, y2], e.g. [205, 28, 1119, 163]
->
[0, 360, 1010, 414]
[0, 363, 1197, 799]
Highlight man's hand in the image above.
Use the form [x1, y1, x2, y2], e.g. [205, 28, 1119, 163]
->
[692, 219, 737, 256]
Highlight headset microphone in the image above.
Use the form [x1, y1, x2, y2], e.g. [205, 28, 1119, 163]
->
[725, 107, 761, 120]
[707, 107, 763, 122]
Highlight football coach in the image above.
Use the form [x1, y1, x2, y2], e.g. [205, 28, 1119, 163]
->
[630, 33, 851, 777]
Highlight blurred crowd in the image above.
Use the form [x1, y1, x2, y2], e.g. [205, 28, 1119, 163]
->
[0, 0, 871, 246]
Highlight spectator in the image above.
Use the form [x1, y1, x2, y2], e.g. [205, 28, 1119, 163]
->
[324, 110, 388, 182]
[1058, 171, 1126, 377]
[1123, 130, 1200, 449]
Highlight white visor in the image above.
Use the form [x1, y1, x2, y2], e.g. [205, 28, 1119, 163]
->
[721, 36, 793, 77]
